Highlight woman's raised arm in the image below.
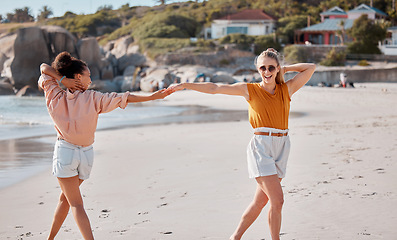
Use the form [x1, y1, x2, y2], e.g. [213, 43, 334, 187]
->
[284, 63, 316, 97]
[40, 63, 84, 91]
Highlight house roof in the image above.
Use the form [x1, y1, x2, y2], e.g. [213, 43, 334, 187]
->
[218, 9, 275, 21]
[300, 19, 354, 32]
[348, 3, 387, 16]
[320, 6, 347, 16]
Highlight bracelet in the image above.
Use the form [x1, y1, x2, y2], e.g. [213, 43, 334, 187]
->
[59, 76, 66, 84]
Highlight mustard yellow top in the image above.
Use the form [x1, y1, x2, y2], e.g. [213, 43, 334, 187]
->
[246, 83, 291, 130]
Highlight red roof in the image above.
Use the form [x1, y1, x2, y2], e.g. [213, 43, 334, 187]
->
[218, 9, 275, 21]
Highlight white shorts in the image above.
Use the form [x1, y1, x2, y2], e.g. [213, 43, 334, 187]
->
[52, 139, 94, 180]
[247, 127, 290, 179]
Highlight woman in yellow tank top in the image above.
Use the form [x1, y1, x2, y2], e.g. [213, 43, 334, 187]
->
[170, 48, 315, 240]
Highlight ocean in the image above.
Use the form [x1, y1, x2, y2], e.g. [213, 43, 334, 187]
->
[0, 95, 187, 189]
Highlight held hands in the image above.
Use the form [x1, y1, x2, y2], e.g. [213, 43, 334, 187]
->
[167, 83, 185, 92]
[151, 87, 175, 100]
[61, 77, 85, 92]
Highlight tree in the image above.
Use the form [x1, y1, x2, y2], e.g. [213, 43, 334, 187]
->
[118, 4, 131, 27]
[37, 6, 53, 21]
[335, 20, 346, 45]
[347, 14, 388, 54]
[277, 15, 308, 44]
[155, 0, 166, 5]
[7, 7, 34, 22]
[97, 5, 113, 12]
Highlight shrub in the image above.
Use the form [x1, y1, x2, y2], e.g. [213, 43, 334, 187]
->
[320, 48, 346, 66]
[220, 33, 255, 51]
[132, 13, 199, 40]
[283, 45, 311, 64]
[219, 58, 231, 65]
[138, 38, 191, 58]
[357, 59, 370, 66]
[253, 34, 281, 55]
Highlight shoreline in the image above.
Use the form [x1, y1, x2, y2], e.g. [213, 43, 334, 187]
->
[0, 104, 250, 190]
[0, 85, 396, 239]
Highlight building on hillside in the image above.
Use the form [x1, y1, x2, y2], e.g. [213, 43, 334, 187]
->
[210, 9, 276, 39]
[320, 6, 348, 22]
[294, 4, 387, 45]
[379, 27, 397, 55]
[347, 3, 388, 20]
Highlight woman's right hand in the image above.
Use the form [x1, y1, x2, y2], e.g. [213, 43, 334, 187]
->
[62, 78, 85, 92]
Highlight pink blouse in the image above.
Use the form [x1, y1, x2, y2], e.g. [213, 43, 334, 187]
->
[38, 74, 129, 147]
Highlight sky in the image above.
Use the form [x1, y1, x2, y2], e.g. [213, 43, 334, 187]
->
[0, 0, 186, 19]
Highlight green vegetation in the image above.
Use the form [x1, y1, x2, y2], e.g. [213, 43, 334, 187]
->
[132, 13, 199, 39]
[283, 45, 311, 64]
[358, 59, 370, 66]
[47, 10, 120, 37]
[219, 33, 281, 54]
[320, 48, 346, 66]
[3, 0, 394, 60]
[347, 14, 389, 54]
[138, 38, 191, 59]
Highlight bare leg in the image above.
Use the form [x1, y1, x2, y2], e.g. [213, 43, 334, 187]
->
[48, 179, 84, 240]
[56, 176, 94, 240]
[256, 175, 284, 240]
[230, 186, 269, 240]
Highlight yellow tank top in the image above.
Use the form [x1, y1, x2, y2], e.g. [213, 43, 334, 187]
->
[246, 83, 291, 130]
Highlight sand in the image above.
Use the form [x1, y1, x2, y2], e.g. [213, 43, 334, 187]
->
[0, 83, 396, 240]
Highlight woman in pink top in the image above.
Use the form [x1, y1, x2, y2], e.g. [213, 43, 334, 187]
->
[39, 51, 173, 240]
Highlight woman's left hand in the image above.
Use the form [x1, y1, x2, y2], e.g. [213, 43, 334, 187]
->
[62, 78, 85, 91]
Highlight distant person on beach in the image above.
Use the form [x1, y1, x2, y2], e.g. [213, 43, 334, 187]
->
[169, 48, 315, 240]
[38, 51, 173, 240]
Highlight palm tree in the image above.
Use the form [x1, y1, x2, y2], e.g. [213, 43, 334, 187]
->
[336, 20, 346, 45]
[37, 6, 53, 21]
[155, 0, 166, 5]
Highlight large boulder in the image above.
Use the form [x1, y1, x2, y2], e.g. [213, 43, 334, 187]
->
[0, 26, 83, 92]
[40, 25, 78, 59]
[90, 79, 120, 93]
[0, 33, 17, 59]
[10, 27, 51, 90]
[173, 65, 214, 83]
[123, 65, 136, 76]
[117, 53, 146, 74]
[101, 64, 114, 80]
[0, 52, 7, 74]
[140, 68, 178, 92]
[111, 36, 133, 58]
[0, 78, 14, 95]
[212, 73, 236, 84]
[77, 37, 103, 80]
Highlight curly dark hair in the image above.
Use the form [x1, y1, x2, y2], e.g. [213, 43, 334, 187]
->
[51, 51, 87, 78]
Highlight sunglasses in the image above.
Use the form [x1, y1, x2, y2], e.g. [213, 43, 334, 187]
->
[259, 65, 277, 72]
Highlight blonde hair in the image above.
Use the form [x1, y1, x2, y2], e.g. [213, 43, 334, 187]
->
[254, 48, 285, 84]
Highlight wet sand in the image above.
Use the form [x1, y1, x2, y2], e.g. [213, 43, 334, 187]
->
[0, 83, 396, 239]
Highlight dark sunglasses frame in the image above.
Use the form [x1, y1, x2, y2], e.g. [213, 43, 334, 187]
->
[259, 65, 277, 72]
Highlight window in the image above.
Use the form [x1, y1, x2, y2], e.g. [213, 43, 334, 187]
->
[226, 26, 248, 35]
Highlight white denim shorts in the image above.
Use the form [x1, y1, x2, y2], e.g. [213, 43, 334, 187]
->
[247, 127, 291, 179]
[52, 139, 94, 180]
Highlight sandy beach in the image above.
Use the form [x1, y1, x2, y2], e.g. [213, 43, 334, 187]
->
[0, 83, 396, 239]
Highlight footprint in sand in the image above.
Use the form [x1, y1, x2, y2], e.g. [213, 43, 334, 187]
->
[375, 168, 385, 174]
[99, 209, 110, 218]
[157, 203, 168, 208]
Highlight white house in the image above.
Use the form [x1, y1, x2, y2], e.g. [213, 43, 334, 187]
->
[347, 3, 387, 20]
[379, 26, 397, 55]
[211, 9, 276, 39]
